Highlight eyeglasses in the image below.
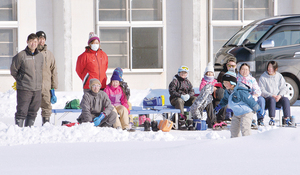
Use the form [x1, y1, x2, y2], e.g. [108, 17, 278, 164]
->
[92, 84, 101, 88]
[227, 64, 236, 68]
[181, 67, 189, 71]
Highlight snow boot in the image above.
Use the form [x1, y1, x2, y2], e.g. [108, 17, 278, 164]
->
[15, 118, 24, 127]
[24, 118, 35, 127]
[151, 121, 159, 132]
[42, 117, 50, 125]
[251, 119, 257, 128]
[178, 119, 187, 130]
[62, 121, 71, 126]
[269, 117, 275, 126]
[257, 118, 264, 126]
[144, 120, 151, 131]
[282, 117, 292, 126]
[186, 119, 194, 130]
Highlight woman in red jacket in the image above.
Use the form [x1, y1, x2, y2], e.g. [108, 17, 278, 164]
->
[76, 32, 108, 91]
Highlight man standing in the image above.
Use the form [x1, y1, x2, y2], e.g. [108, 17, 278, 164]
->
[10, 33, 44, 127]
[36, 31, 58, 125]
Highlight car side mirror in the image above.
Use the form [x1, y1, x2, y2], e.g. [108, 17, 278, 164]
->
[242, 39, 255, 54]
[261, 39, 275, 50]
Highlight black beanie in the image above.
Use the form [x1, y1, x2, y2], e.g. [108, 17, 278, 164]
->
[36, 31, 46, 40]
[222, 68, 237, 85]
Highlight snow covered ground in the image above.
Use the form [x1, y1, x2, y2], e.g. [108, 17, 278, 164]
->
[0, 89, 300, 175]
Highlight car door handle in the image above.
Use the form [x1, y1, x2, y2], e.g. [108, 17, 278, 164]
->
[294, 52, 300, 57]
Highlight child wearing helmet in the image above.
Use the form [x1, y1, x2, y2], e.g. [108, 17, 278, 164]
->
[169, 65, 196, 130]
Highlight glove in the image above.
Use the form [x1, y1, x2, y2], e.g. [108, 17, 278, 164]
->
[256, 108, 265, 117]
[214, 104, 222, 114]
[50, 89, 57, 104]
[93, 112, 105, 126]
[12, 82, 17, 90]
[180, 94, 190, 101]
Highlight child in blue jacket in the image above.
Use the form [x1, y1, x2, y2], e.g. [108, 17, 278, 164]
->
[215, 69, 264, 138]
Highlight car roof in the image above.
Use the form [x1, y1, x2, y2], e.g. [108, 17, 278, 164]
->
[248, 14, 300, 26]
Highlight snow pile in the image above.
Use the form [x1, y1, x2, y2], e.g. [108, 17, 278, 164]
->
[0, 122, 178, 146]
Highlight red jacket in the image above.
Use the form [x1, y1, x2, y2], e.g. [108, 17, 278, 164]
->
[76, 47, 108, 89]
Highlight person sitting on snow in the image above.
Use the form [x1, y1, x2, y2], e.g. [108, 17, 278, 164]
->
[77, 78, 117, 127]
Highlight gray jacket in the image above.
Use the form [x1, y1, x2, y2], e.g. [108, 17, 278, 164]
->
[10, 47, 44, 91]
[77, 90, 114, 123]
[259, 71, 288, 98]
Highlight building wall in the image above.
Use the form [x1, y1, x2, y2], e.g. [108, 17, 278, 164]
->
[1, 0, 300, 92]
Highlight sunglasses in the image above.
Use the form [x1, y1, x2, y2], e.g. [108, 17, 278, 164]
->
[181, 67, 189, 71]
[227, 64, 236, 68]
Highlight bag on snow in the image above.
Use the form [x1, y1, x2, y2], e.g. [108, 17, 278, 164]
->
[143, 95, 165, 106]
[158, 119, 173, 132]
[64, 99, 81, 109]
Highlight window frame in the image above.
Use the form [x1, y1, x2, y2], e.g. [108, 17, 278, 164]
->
[0, 0, 18, 74]
[208, 0, 276, 61]
[96, 0, 166, 73]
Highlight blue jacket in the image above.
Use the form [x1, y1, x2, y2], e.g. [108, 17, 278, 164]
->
[219, 83, 261, 116]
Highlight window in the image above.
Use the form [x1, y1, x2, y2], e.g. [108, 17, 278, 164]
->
[97, 0, 164, 71]
[267, 26, 300, 47]
[0, 0, 18, 71]
[209, 0, 274, 60]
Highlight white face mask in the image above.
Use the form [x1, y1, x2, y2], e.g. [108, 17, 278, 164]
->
[90, 44, 99, 51]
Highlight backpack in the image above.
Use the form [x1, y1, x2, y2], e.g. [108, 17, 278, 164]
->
[143, 95, 165, 106]
[64, 99, 81, 109]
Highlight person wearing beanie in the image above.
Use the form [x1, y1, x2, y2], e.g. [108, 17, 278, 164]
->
[36, 31, 58, 125]
[214, 69, 263, 138]
[76, 32, 108, 91]
[217, 56, 237, 83]
[77, 78, 117, 127]
[198, 62, 223, 128]
[104, 72, 133, 131]
[169, 65, 196, 130]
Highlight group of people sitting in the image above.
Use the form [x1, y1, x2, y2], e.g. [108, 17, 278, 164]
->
[169, 57, 293, 138]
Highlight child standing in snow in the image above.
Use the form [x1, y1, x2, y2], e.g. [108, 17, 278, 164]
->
[104, 71, 132, 131]
[198, 62, 223, 128]
[169, 65, 196, 130]
[215, 69, 263, 138]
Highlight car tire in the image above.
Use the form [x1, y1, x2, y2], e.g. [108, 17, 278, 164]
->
[284, 76, 299, 105]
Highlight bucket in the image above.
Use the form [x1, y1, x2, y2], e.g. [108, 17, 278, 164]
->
[193, 119, 207, 130]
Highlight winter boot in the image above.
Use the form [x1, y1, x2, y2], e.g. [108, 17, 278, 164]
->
[15, 118, 24, 127]
[257, 118, 264, 126]
[62, 121, 71, 126]
[251, 119, 257, 128]
[282, 117, 292, 126]
[42, 117, 50, 125]
[144, 120, 151, 131]
[24, 118, 35, 127]
[269, 117, 275, 126]
[178, 119, 187, 130]
[151, 121, 159, 132]
[186, 119, 195, 130]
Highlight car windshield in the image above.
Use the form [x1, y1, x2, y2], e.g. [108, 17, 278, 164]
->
[225, 24, 273, 46]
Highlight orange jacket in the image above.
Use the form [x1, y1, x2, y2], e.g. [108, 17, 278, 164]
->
[76, 47, 108, 89]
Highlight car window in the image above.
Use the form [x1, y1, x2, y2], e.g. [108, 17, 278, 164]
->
[267, 26, 300, 47]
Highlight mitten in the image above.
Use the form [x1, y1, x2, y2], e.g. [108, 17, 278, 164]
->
[256, 108, 265, 117]
[93, 112, 106, 126]
[50, 89, 57, 104]
[181, 94, 190, 101]
[214, 104, 222, 114]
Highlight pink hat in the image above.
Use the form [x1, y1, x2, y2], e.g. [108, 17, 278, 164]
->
[88, 32, 100, 45]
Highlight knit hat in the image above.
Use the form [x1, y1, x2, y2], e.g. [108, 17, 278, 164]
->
[88, 32, 100, 45]
[204, 62, 214, 75]
[113, 67, 123, 80]
[222, 68, 237, 85]
[178, 65, 189, 73]
[36, 31, 46, 40]
[227, 56, 236, 63]
[111, 71, 122, 82]
[89, 78, 101, 89]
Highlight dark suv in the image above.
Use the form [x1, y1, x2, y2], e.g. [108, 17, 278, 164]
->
[214, 14, 300, 105]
